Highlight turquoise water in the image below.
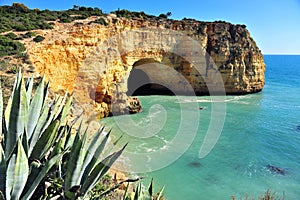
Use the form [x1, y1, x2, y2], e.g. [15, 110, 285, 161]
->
[101, 55, 300, 199]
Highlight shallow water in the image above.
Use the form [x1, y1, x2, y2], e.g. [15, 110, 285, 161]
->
[101, 55, 300, 199]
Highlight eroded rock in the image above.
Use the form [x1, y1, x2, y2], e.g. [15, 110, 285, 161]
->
[24, 16, 266, 118]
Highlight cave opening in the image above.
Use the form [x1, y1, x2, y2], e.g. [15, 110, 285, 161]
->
[126, 59, 175, 96]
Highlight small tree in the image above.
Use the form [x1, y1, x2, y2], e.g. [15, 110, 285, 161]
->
[33, 35, 45, 43]
[166, 12, 172, 17]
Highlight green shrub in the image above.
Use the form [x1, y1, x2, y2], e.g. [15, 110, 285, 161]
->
[112, 9, 157, 20]
[123, 179, 165, 200]
[33, 35, 45, 43]
[89, 18, 108, 26]
[6, 65, 18, 74]
[21, 31, 36, 39]
[158, 13, 167, 19]
[4, 32, 18, 40]
[0, 4, 107, 33]
[0, 35, 26, 56]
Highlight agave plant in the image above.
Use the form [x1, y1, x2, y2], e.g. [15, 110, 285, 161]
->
[47, 122, 127, 199]
[124, 179, 165, 200]
[0, 71, 71, 199]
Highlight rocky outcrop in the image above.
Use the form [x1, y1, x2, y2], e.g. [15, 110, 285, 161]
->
[24, 16, 265, 118]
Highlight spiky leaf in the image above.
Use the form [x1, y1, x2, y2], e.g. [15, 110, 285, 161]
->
[27, 77, 44, 139]
[5, 78, 28, 158]
[64, 128, 88, 191]
[21, 152, 66, 200]
[134, 182, 142, 200]
[80, 144, 127, 197]
[30, 120, 60, 160]
[156, 185, 165, 200]
[148, 178, 153, 197]
[60, 95, 72, 126]
[6, 139, 29, 200]
[25, 77, 34, 106]
[82, 128, 110, 181]
[53, 92, 68, 121]
[0, 190, 4, 200]
[4, 69, 22, 130]
[41, 96, 61, 133]
[0, 145, 6, 193]
[28, 105, 50, 155]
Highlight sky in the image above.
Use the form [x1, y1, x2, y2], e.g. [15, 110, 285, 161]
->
[1, 0, 300, 54]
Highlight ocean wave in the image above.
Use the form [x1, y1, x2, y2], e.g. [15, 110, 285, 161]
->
[175, 95, 250, 104]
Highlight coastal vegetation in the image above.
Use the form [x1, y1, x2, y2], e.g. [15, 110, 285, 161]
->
[0, 72, 165, 199]
[0, 3, 173, 58]
[0, 3, 104, 33]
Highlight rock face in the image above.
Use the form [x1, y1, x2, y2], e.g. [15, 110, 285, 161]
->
[25, 16, 266, 118]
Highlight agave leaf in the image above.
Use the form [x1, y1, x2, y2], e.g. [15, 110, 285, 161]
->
[60, 95, 72, 126]
[30, 120, 60, 160]
[4, 97, 12, 139]
[63, 126, 76, 150]
[5, 78, 28, 158]
[49, 133, 64, 161]
[12, 69, 22, 97]
[82, 128, 110, 181]
[5, 154, 14, 199]
[58, 125, 70, 150]
[0, 190, 4, 200]
[25, 77, 34, 106]
[64, 119, 83, 150]
[6, 138, 29, 200]
[156, 185, 165, 200]
[28, 105, 50, 155]
[82, 126, 106, 164]
[97, 143, 127, 180]
[64, 127, 88, 191]
[21, 151, 66, 200]
[122, 182, 130, 200]
[4, 70, 22, 130]
[148, 178, 153, 197]
[27, 76, 44, 139]
[53, 92, 68, 121]
[2, 118, 7, 150]
[43, 98, 59, 130]
[21, 130, 28, 157]
[134, 182, 142, 200]
[39, 80, 49, 110]
[0, 145, 6, 193]
[80, 144, 127, 197]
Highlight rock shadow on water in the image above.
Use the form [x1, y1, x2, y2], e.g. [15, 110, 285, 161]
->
[188, 161, 202, 168]
[266, 164, 286, 176]
[296, 125, 300, 132]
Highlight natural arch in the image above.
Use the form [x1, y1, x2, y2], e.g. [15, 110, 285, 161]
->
[123, 51, 208, 97]
[127, 68, 175, 96]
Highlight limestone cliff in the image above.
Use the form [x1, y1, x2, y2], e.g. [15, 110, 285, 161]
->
[24, 16, 266, 118]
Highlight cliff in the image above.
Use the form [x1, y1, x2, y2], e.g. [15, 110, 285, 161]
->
[24, 16, 266, 118]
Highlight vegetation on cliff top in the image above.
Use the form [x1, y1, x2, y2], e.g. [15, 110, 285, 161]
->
[0, 3, 172, 34]
[0, 3, 105, 33]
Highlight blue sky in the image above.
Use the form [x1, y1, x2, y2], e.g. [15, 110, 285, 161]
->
[1, 0, 300, 54]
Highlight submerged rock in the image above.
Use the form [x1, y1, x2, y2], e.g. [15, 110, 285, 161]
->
[188, 161, 202, 168]
[266, 164, 286, 175]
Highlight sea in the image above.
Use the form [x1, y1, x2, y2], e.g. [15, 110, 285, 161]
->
[101, 55, 300, 199]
